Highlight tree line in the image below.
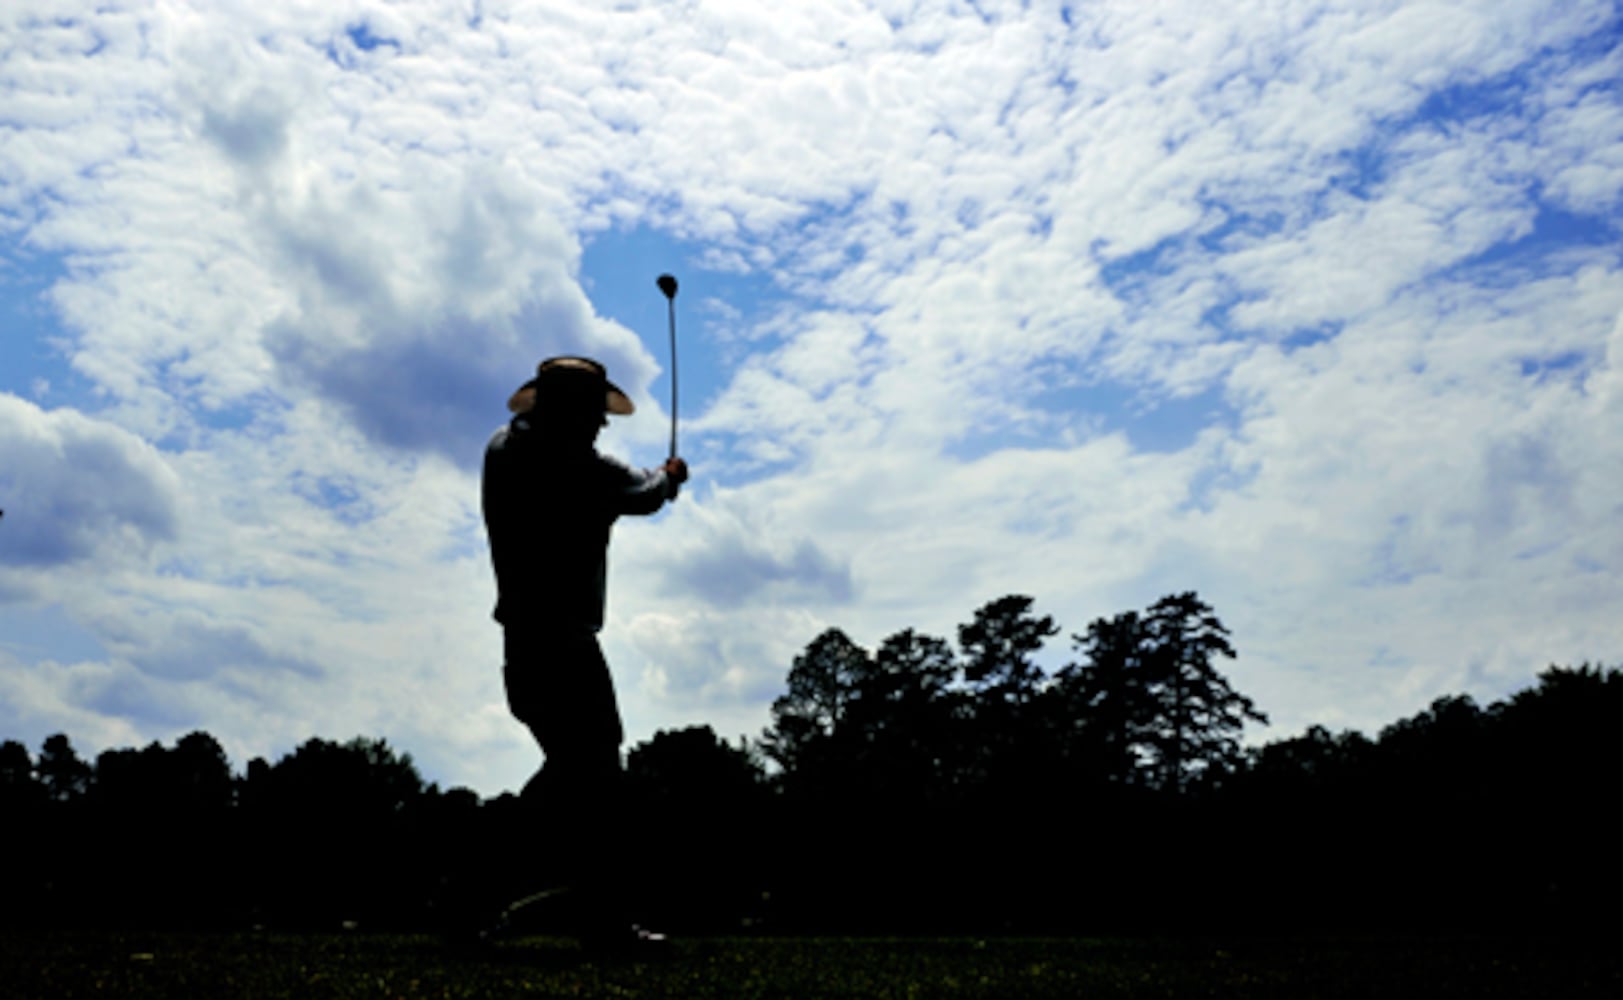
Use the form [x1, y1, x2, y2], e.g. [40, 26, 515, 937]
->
[2, 591, 1616, 934]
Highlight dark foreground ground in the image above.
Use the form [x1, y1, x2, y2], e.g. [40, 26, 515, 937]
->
[2, 931, 1617, 999]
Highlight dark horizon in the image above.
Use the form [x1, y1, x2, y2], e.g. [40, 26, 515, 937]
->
[5, 593, 1616, 937]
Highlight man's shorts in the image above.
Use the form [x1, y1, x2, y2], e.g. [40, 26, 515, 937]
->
[502, 628, 625, 754]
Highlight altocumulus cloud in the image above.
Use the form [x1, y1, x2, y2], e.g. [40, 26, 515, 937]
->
[651, 498, 854, 608]
[0, 395, 180, 570]
[217, 108, 657, 466]
[0, 0, 1620, 797]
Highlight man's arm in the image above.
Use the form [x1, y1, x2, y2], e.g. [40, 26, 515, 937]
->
[600, 455, 689, 515]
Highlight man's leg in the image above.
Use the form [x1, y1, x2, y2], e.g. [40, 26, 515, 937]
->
[535, 737, 628, 936]
[504, 629, 630, 935]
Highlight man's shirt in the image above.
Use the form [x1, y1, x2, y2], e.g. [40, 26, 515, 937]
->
[482, 416, 672, 632]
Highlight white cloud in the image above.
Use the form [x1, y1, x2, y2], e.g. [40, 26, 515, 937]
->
[1, 0, 1619, 795]
[0, 651, 150, 757]
[0, 395, 181, 569]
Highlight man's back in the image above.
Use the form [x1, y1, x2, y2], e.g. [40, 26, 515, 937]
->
[482, 418, 669, 631]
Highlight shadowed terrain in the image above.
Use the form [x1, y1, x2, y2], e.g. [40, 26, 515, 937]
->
[2, 931, 1617, 999]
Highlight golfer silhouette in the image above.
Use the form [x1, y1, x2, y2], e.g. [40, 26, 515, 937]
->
[482, 356, 687, 953]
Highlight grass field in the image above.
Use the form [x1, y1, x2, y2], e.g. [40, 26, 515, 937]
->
[2, 930, 1616, 998]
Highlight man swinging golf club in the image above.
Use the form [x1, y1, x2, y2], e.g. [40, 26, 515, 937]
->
[481, 340, 687, 953]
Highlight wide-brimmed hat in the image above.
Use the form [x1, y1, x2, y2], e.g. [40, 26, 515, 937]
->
[507, 356, 634, 416]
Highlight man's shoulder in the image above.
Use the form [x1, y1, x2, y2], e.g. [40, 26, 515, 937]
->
[487, 420, 538, 462]
[483, 424, 528, 489]
[487, 420, 521, 449]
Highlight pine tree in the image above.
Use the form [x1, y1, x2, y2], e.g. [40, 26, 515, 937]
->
[1139, 592, 1268, 793]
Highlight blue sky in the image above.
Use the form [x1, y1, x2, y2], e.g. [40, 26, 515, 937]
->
[1, 0, 1620, 794]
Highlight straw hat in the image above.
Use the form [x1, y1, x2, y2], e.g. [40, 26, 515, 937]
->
[507, 356, 634, 416]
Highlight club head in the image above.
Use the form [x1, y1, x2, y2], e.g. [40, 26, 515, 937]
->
[656, 274, 678, 299]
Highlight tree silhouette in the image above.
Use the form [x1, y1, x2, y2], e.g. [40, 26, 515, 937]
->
[957, 595, 1057, 706]
[1246, 723, 1372, 788]
[626, 725, 768, 929]
[239, 736, 429, 926]
[0, 739, 38, 806]
[759, 628, 870, 778]
[954, 596, 1060, 802]
[1051, 610, 1153, 787]
[4, 643, 1615, 935]
[1489, 664, 1622, 926]
[263, 735, 425, 817]
[853, 628, 963, 797]
[1139, 592, 1267, 793]
[0, 739, 45, 925]
[36, 733, 92, 803]
[91, 742, 164, 812]
[853, 630, 957, 722]
[170, 730, 234, 813]
[80, 734, 236, 926]
[628, 725, 764, 809]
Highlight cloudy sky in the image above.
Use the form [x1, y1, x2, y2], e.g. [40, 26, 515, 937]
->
[2, 0, 1619, 795]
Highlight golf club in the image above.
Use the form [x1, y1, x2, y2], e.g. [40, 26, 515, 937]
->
[657, 273, 679, 461]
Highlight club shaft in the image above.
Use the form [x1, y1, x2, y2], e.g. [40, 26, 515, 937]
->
[667, 296, 678, 460]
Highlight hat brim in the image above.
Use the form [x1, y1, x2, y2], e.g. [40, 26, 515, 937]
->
[507, 381, 635, 416]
